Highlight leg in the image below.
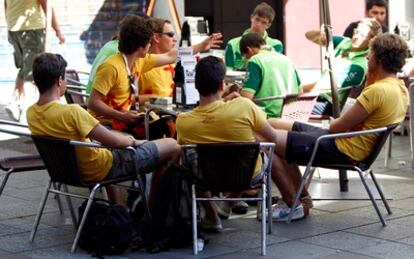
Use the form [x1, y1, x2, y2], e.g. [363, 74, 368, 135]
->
[267, 118, 295, 131]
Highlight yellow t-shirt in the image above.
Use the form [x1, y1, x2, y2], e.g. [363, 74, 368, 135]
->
[6, 0, 45, 31]
[176, 97, 267, 177]
[88, 53, 157, 124]
[336, 77, 408, 161]
[139, 64, 175, 97]
[27, 101, 113, 182]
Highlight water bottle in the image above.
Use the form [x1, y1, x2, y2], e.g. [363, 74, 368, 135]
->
[197, 238, 204, 252]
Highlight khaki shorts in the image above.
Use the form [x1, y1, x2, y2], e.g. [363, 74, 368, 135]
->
[8, 29, 45, 81]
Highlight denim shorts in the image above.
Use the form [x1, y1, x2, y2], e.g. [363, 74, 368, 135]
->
[105, 141, 159, 179]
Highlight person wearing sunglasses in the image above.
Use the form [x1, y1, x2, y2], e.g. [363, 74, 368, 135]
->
[87, 14, 222, 140]
[138, 18, 177, 104]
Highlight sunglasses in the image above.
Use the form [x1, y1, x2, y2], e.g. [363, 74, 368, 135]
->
[159, 31, 175, 38]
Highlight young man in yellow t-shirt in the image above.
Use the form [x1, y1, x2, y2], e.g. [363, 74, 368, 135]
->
[138, 18, 177, 103]
[88, 14, 222, 140]
[177, 56, 290, 230]
[268, 33, 409, 220]
[27, 52, 181, 206]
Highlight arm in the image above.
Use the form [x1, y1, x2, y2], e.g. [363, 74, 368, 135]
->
[154, 33, 223, 67]
[240, 90, 254, 100]
[87, 124, 145, 148]
[88, 89, 140, 124]
[39, 0, 65, 44]
[329, 101, 368, 133]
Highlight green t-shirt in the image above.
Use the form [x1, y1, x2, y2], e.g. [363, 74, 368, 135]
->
[225, 28, 283, 70]
[86, 40, 119, 95]
[320, 36, 368, 104]
[242, 47, 301, 118]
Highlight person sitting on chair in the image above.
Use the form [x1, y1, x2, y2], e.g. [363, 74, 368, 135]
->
[268, 33, 409, 219]
[303, 18, 382, 115]
[87, 14, 222, 140]
[26, 52, 181, 207]
[225, 2, 283, 71]
[176, 56, 312, 230]
[239, 32, 302, 118]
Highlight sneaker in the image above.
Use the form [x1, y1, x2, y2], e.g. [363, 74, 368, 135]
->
[215, 201, 231, 219]
[201, 217, 222, 232]
[272, 200, 305, 222]
[232, 201, 249, 214]
[5, 103, 22, 122]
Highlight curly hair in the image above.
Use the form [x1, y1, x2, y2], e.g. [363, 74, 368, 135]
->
[118, 14, 153, 54]
[370, 33, 408, 73]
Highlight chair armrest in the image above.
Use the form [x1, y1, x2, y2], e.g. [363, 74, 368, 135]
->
[66, 85, 87, 91]
[66, 78, 87, 87]
[0, 119, 29, 128]
[0, 122, 31, 137]
[306, 127, 388, 169]
[66, 89, 90, 98]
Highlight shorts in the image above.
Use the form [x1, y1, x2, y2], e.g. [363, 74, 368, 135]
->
[285, 122, 349, 165]
[105, 141, 159, 180]
[8, 29, 45, 81]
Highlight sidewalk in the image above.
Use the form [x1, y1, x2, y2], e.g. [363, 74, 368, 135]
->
[1, 105, 414, 258]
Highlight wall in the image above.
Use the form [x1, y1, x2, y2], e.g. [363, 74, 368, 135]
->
[284, 0, 364, 69]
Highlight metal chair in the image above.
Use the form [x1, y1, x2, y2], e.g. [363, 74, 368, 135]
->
[182, 142, 275, 256]
[0, 120, 45, 198]
[64, 69, 89, 108]
[29, 135, 149, 253]
[287, 124, 398, 226]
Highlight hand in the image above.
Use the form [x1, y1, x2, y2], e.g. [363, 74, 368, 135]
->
[305, 30, 326, 46]
[121, 110, 141, 125]
[199, 33, 223, 52]
[132, 139, 148, 147]
[55, 30, 65, 44]
[222, 91, 240, 101]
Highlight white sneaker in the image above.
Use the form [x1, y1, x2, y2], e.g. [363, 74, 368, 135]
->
[215, 201, 231, 219]
[5, 103, 22, 122]
[271, 200, 304, 222]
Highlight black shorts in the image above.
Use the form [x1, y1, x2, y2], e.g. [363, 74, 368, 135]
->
[285, 122, 349, 165]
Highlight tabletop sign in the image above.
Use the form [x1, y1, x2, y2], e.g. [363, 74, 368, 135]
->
[173, 47, 199, 107]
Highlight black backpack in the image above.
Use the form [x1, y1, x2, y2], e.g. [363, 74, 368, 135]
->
[140, 164, 200, 253]
[78, 199, 134, 256]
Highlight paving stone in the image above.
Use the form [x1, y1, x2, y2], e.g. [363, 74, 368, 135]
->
[345, 222, 414, 241]
[208, 230, 287, 249]
[318, 251, 381, 259]
[353, 241, 414, 259]
[161, 243, 239, 258]
[256, 240, 338, 259]
[301, 231, 386, 251]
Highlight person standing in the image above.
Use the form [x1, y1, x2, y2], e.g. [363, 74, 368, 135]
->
[4, 0, 65, 121]
[343, 0, 388, 38]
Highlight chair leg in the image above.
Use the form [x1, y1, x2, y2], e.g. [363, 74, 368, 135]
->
[53, 182, 64, 215]
[261, 183, 266, 256]
[71, 184, 100, 253]
[266, 175, 272, 233]
[384, 135, 391, 167]
[191, 184, 198, 255]
[30, 180, 52, 242]
[62, 184, 78, 228]
[136, 173, 151, 223]
[0, 169, 13, 197]
[369, 170, 392, 215]
[356, 168, 387, 226]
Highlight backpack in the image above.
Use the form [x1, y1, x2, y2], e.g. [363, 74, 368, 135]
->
[78, 199, 134, 256]
[138, 164, 201, 253]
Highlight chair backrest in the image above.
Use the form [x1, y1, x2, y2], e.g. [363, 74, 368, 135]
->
[195, 142, 260, 192]
[281, 93, 318, 122]
[357, 124, 398, 170]
[65, 70, 88, 107]
[31, 135, 84, 186]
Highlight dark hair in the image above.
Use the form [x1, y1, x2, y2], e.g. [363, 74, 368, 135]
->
[240, 32, 266, 54]
[370, 33, 408, 73]
[366, 0, 387, 11]
[150, 18, 171, 33]
[118, 14, 153, 54]
[33, 53, 67, 94]
[252, 2, 275, 23]
[195, 56, 226, 96]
